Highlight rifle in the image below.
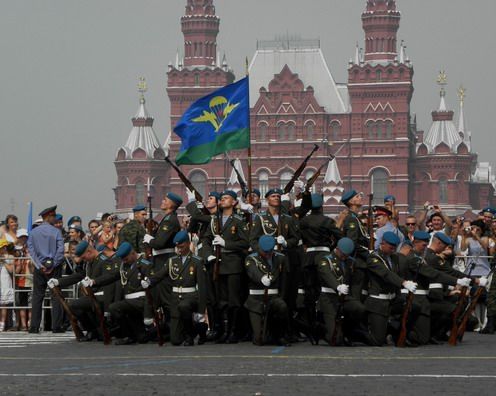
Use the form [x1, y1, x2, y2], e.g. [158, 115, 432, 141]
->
[165, 157, 203, 202]
[213, 206, 221, 282]
[330, 255, 352, 346]
[448, 262, 475, 346]
[456, 266, 496, 342]
[139, 267, 165, 346]
[81, 286, 111, 345]
[367, 193, 375, 250]
[283, 144, 319, 194]
[304, 155, 334, 193]
[397, 254, 423, 347]
[51, 286, 83, 341]
[229, 159, 249, 197]
[145, 187, 154, 259]
[259, 279, 271, 345]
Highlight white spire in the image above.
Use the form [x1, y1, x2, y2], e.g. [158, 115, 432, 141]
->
[163, 131, 172, 157]
[323, 158, 344, 204]
[228, 158, 245, 189]
[216, 49, 221, 68]
[354, 42, 360, 65]
[175, 50, 180, 68]
[458, 85, 466, 134]
[324, 157, 342, 184]
[399, 40, 406, 64]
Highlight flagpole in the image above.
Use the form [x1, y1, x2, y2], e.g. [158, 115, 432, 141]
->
[245, 57, 253, 205]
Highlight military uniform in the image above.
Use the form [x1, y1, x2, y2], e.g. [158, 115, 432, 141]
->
[147, 253, 208, 345]
[244, 252, 289, 344]
[318, 252, 366, 344]
[94, 255, 152, 343]
[118, 220, 145, 253]
[203, 211, 249, 342]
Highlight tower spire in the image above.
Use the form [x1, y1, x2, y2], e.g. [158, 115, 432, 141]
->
[458, 85, 466, 134]
[362, 0, 400, 63]
[182, 0, 219, 67]
[436, 70, 448, 111]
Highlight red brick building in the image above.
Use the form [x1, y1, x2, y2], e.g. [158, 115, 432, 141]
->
[114, 0, 495, 216]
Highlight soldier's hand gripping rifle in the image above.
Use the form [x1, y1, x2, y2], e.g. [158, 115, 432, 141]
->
[165, 157, 210, 215]
[213, 206, 221, 282]
[81, 286, 111, 345]
[456, 266, 496, 343]
[51, 285, 84, 341]
[367, 193, 375, 251]
[145, 187, 154, 260]
[397, 254, 422, 347]
[448, 262, 475, 346]
[283, 144, 319, 194]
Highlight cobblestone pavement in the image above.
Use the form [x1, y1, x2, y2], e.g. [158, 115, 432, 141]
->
[1, 332, 496, 395]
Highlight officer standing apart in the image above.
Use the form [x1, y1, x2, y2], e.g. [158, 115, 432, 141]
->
[27, 205, 65, 333]
[118, 205, 147, 253]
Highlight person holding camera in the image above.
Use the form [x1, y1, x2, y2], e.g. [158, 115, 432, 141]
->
[27, 205, 65, 333]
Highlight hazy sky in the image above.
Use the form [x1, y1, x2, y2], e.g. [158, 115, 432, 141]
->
[1, 0, 495, 226]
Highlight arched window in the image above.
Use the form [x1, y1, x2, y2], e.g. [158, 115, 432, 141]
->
[330, 121, 341, 141]
[371, 168, 389, 204]
[135, 182, 145, 206]
[277, 123, 286, 140]
[190, 171, 207, 199]
[258, 123, 268, 141]
[366, 121, 374, 138]
[376, 120, 383, 139]
[439, 178, 448, 204]
[376, 70, 382, 81]
[306, 123, 314, 141]
[258, 171, 269, 198]
[194, 74, 200, 86]
[305, 170, 316, 193]
[280, 171, 293, 190]
[385, 120, 393, 138]
[287, 124, 295, 140]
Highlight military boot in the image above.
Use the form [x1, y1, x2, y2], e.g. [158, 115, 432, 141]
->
[481, 316, 495, 334]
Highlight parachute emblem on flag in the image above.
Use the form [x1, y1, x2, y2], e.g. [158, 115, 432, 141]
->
[192, 96, 240, 132]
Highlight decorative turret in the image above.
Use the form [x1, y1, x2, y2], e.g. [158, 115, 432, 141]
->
[323, 158, 344, 205]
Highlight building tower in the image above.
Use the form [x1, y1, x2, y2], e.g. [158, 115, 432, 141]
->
[114, 78, 169, 215]
[346, 0, 414, 213]
[166, 0, 236, 198]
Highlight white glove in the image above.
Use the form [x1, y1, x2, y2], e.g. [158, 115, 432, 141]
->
[403, 280, 417, 293]
[261, 275, 272, 287]
[81, 277, 95, 288]
[457, 277, 472, 287]
[276, 235, 287, 248]
[294, 198, 302, 208]
[143, 318, 154, 326]
[239, 201, 254, 213]
[213, 235, 226, 247]
[143, 234, 154, 244]
[281, 193, 291, 202]
[47, 278, 59, 289]
[294, 180, 305, 192]
[207, 255, 216, 262]
[196, 201, 204, 210]
[141, 277, 151, 289]
[478, 277, 489, 288]
[336, 284, 349, 296]
[186, 189, 196, 203]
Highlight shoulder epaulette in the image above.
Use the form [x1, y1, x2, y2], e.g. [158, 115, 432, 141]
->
[97, 253, 108, 261]
[139, 258, 151, 266]
[191, 254, 202, 261]
[233, 214, 245, 221]
[273, 251, 285, 258]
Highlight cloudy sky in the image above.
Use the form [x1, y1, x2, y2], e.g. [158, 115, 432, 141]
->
[1, 0, 494, 226]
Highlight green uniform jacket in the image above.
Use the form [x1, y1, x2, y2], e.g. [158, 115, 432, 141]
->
[244, 252, 288, 314]
[148, 212, 181, 254]
[250, 211, 300, 252]
[148, 254, 208, 317]
[342, 212, 370, 260]
[118, 220, 146, 253]
[204, 212, 249, 275]
[186, 201, 214, 259]
[300, 211, 342, 249]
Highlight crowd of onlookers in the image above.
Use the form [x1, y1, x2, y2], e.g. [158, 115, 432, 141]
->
[0, 198, 495, 332]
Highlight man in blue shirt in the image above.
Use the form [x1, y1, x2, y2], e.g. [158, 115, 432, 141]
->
[27, 205, 65, 333]
[374, 206, 404, 251]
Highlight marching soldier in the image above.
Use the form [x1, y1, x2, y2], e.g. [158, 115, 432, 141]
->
[365, 232, 417, 346]
[118, 205, 147, 253]
[82, 242, 151, 345]
[141, 231, 208, 346]
[203, 190, 250, 343]
[47, 241, 120, 341]
[244, 235, 290, 346]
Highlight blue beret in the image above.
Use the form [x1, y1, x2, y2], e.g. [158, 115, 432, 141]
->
[265, 188, 284, 198]
[384, 195, 396, 203]
[133, 205, 146, 212]
[69, 224, 83, 233]
[68, 216, 81, 226]
[481, 207, 496, 216]
[311, 193, 324, 209]
[259, 235, 276, 253]
[75, 241, 89, 257]
[402, 239, 413, 248]
[382, 231, 401, 247]
[115, 242, 133, 258]
[337, 237, 355, 256]
[221, 190, 238, 200]
[434, 232, 452, 246]
[95, 244, 106, 252]
[413, 231, 431, 242]
[341, 190, 358, 205]
[39, 205, 57, 217]
[167, 192, 183, 206]
[55, 213, 63, 221]
[209, 192, 221, 201]
[173, 230, 190, 245]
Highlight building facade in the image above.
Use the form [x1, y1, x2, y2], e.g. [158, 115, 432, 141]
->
[114, 0, 495, 216]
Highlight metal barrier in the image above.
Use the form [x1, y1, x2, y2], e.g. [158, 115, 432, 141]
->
[0, 256, 80, 331]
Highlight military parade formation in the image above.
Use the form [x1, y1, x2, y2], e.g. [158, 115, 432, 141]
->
[21, 158, 494, 350]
